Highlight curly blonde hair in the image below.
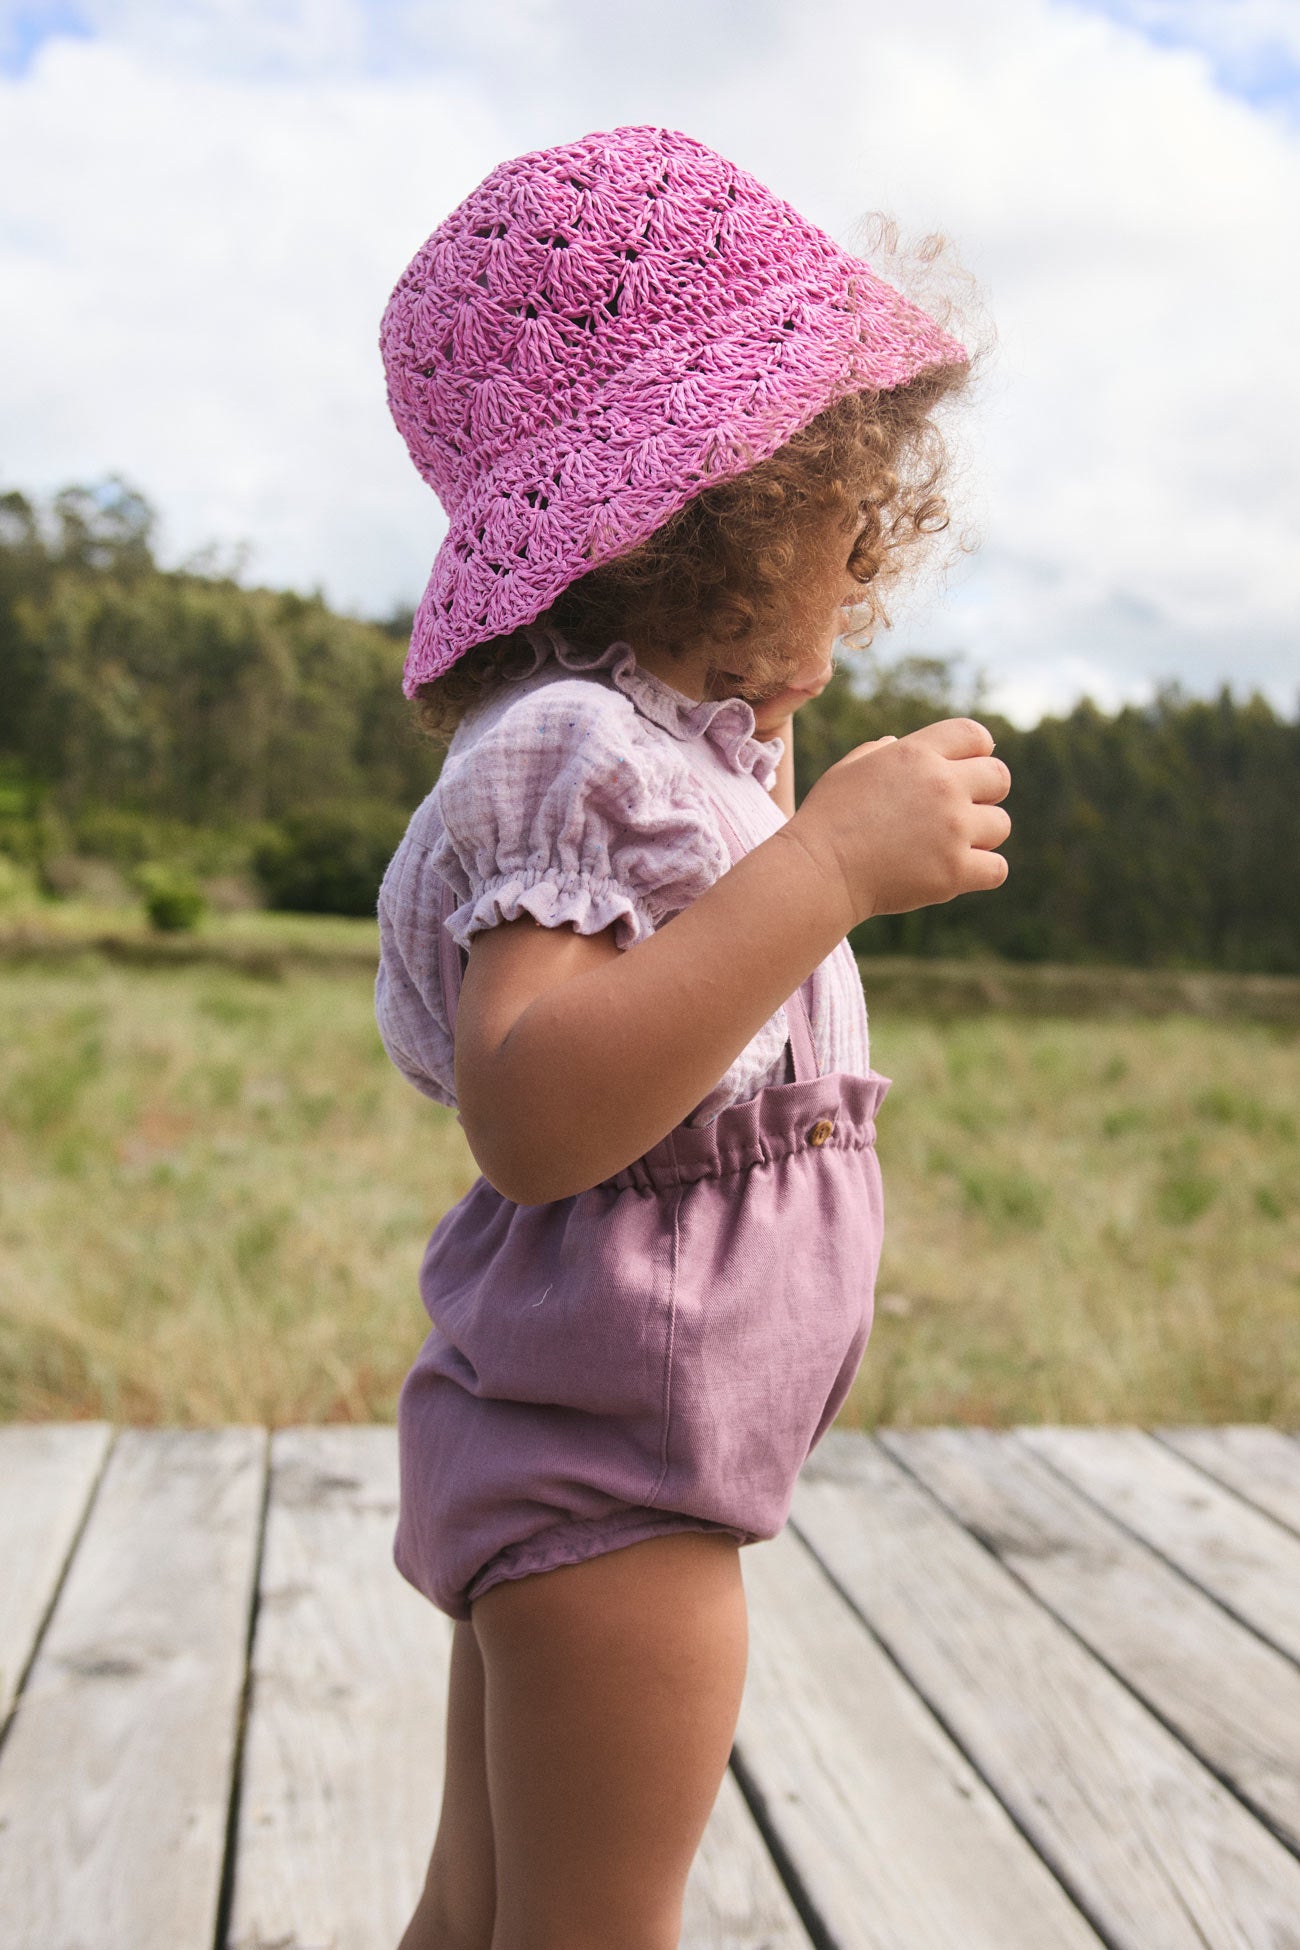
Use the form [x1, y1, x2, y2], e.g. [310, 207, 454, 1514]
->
[414, 227, 984, 744]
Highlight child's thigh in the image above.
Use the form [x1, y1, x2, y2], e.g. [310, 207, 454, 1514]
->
[472, 1530, 748, 1950]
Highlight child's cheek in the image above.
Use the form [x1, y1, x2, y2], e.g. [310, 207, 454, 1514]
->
[752, 697, 801, 739]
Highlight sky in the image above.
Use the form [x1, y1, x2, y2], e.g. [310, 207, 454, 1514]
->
[2, 0, 1297, 728]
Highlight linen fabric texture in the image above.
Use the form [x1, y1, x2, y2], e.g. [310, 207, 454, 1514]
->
[376, 628, 871, 1127]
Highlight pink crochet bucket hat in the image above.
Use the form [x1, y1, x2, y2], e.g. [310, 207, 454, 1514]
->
[381, 124, 968, 697]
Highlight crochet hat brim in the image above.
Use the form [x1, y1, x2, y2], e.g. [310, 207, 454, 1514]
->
[401, 261, 965, 698]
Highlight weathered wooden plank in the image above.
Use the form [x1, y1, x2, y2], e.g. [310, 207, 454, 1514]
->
[1022, 1426, 1300, 1666]
[228, 1426, 812, 1950]
[0, 1421, 112, 1725]
[886, 1426, 1300, 1853]
[735, 1526, 1104, 1949]
[0, 1427, 265, 1950]
[1156, 1425, 1300, 1537]
[684, 1766, 816, 1949]
[227, 1426, 453, 1950]
[796, 1430, 1300, 1950]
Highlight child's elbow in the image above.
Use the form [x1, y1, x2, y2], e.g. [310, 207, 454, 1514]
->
[464, 1126, 585, 1207]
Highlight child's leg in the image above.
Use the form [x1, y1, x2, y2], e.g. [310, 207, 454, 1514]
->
[473, 1530, 748, 1950]
[397, 1619, 496, 1950]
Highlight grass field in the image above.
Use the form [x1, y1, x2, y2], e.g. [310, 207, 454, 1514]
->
[2, 950, 1297, 1427]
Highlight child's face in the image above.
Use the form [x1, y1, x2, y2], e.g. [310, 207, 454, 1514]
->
[736, 649, 836, 734]
[634, 521, 867, 728]
[717, 546, 868, 734]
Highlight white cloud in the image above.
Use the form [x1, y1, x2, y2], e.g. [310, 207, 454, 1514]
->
[1, 30, 511, 612]
[689, 0, 1300, 722]
[1, 0, 1297, 728]
[1064, 0, 1300, 109]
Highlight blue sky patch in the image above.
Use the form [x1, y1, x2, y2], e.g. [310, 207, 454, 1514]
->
[1060, 0, 1300, 118]
[1, 3, 94, 79]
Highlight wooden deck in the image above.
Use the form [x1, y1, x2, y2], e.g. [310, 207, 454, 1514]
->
[2, 1424, 1299, 1949]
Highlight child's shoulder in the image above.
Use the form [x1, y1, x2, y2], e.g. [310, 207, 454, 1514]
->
[427, 668, 689, 837]
[447, 664, 655, 773]
[394, 661, 726, 889]
[388, 662, 730, 951]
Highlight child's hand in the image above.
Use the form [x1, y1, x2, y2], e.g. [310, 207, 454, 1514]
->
[788, 718, 1011, 924]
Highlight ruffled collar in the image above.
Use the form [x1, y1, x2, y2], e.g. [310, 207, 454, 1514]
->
[519, 626, 782, 790]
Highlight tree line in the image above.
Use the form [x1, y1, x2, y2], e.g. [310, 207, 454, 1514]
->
[1, 477, 1296, 972]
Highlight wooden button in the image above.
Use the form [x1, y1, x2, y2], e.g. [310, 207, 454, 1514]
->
[808, 1119, 835, 1147]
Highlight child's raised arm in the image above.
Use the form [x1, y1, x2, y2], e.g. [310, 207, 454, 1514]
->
[454, 717, 1010, 1204]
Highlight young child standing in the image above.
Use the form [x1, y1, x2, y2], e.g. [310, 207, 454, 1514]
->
[375, 125, 1010, 1950]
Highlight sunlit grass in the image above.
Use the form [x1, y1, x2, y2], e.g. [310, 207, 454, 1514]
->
[851, 1013, 1300, 1426]
[0, 892, 379, 958]
[1, 960, 471, 1423]
[2, 957, 1297, 1426]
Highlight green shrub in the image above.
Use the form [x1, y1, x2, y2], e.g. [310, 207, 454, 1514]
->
[135, 863, 208, 932]
[73, 809, 272, 878]
[253, 803, 409, 917]
[74, 808, 161, 867]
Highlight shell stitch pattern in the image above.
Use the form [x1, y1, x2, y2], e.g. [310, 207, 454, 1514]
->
[381, 125, 968, 695]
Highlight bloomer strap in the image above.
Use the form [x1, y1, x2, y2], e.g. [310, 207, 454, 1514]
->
[707, 798, 820, 1087]
[434, 799, 821, 1087]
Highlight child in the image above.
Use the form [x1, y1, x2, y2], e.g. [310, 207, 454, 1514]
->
[375, 126, 1010, 1950]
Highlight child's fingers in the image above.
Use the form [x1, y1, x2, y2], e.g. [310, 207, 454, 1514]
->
[970, 804, 1012, 850]
[903, 717, 997, 760]
[960, 754, 1012, 803]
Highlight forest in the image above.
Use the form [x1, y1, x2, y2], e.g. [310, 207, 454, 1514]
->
[2, 475, 1296, 972]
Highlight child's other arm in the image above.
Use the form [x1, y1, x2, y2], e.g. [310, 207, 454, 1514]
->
[454, 717, 1010, 1205]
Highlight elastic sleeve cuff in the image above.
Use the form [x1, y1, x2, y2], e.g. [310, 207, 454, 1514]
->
[446, 866, 656, 954]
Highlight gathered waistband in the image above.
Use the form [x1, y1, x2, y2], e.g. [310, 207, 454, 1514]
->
[599, 1067, 891, 1195]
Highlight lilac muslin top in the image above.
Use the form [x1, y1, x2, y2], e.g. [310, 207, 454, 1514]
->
[374, 627, 871, 1128]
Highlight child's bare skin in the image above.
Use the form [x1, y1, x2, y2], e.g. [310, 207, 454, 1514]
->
[398, 1535, 746, 1950]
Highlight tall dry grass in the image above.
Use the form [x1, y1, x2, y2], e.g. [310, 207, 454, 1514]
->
[850, 1013, 1299, 1426]
[2, 956, 1296, 1426]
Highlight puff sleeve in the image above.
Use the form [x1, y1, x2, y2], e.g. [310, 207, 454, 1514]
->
[374, 837, 461, 1107]
[428, 678, 730, 953]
